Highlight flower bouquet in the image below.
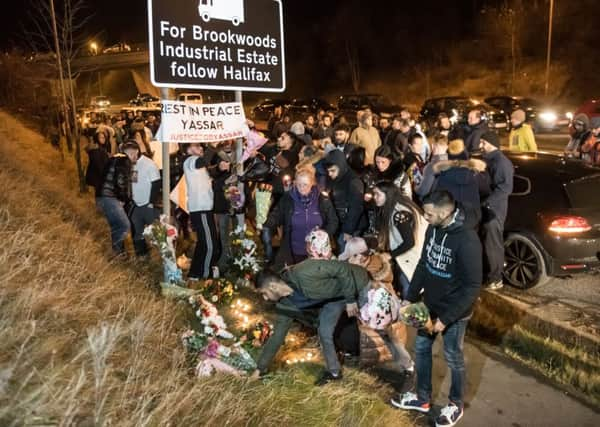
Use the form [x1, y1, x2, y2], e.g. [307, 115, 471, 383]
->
[228, 225, 261, 283]
[188, 294, 234, 339]
[197, 278, 237, 306]
[144, 215, 184, 286]
[195, 341, 257, 377]
[359, 287, 400, 330]
[398, 302, 432, 330]
[238, 321, 273, 349]
[255, 183, 272, 229]
[181, 329, 209, 353]
[224, 184, 245, 215]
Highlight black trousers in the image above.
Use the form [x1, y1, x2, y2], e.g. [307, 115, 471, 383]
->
[482, 217, 504, 283]
[189, 211, 221, 279]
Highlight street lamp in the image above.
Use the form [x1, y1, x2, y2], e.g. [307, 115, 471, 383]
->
[90, 41, 98, 56]
[544, 0, 554, 98]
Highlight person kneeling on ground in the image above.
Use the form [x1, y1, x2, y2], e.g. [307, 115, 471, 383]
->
[252, 230, 371, 385]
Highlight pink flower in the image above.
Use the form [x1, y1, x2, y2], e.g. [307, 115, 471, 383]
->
[204, 339, 220, 358]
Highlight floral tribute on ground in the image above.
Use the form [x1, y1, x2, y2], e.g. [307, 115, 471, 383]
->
[143, 215, 184, 286]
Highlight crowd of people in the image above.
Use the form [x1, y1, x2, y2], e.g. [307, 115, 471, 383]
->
[84, 103, 520, 427]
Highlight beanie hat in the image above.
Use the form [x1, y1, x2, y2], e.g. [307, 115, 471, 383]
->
[481, 130, 500, 148]
[290, 121, 305, 136]
[590, 116, 600, 130]
[574, 113, 590, 129]
[511, 109, 526, 123]
[447, 139, 469, 160]
[305, 229, 332, 260]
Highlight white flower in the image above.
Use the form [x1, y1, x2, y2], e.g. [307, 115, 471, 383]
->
[211, 295, 219, 303]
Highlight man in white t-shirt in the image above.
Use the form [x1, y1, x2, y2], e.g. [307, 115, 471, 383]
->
[131, 151, 161, 256]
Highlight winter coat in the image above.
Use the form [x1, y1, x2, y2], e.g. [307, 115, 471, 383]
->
[324, 150, 367, 235]
[349, 124, 382, 165]
[283, 259, 370, 305]
[85, 143, 110, 197]
[388, 203, 428, 281]
[581, 134, 600, 166]
[415, 154, 448, 199]
[313, 125, 335, 141]
[210, 155, 235, 215]
[407, 207, 482, 326]
[509, 123, 537, 152]
[99, 154, 132, 202]
[264, 187, 338, 269]
[464, 121, 489, 152]
[383, 129, 407, 156]
[481, 150, 514, 223]
[432, 158, 488, 227]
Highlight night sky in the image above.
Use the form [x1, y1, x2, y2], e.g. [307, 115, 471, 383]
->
[1, 0, 480, 53]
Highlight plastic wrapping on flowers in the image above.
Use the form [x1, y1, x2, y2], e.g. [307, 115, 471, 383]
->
[182, 292, 273, 377]
[143, 215, 184, 286]
[255, 184, 272, 228]
[398, 302, 431, 329]
[228, 225, 262, 283]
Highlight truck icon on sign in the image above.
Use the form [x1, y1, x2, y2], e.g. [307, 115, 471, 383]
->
[198, 0, 245, 26]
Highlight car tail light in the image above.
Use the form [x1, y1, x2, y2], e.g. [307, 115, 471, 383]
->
[548, 216, 592, 234]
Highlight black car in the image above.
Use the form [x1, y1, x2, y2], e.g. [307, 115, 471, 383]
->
[419, 96, 508, 133]
[286, 98, 336, 123]
[501, 151, 600, 289]
[250, 98, 291, 122]
[337, 94, 403, 119]
[485, 96, 573, 133]
[129, 93, 159, 106]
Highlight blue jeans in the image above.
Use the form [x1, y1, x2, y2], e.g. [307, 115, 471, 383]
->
[415, 318, 468, 408]
[97, 197, 130, 253]
[318, 300, 347, 375]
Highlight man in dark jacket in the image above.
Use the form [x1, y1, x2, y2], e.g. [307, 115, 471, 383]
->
[97, 141, 138, 255]
[324, 150, 366, 253]
[464, 109, 489, 153]
[480, 131, 514, 290]
[392, 190, 481, 427]
[430, 139, 489, 228]
[252, 258, 370, 384]
[565, 113, 591, 158]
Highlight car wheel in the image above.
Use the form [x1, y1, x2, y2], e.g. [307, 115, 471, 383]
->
[503, 233, 549, 289]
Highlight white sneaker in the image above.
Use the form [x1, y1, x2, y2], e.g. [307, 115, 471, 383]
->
[486, 280, 504, 290]
[390, 392, 431, 413]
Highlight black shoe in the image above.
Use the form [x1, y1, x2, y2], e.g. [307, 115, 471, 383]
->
[314, 371, 342, 386]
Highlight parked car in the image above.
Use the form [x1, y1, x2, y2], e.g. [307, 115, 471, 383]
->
[129, 93, 160, 107]
[500, 151, 600, 289]
[336, 94, 403, 119]
[285, 98, 336, 123]
[419, 96, 508, 133]
[485, 96, 573, 133]
[102, 43, 132, 54]
[250, 98, 290, 122]
[90, 96, 111, 109]
[573, 99, 600, 123]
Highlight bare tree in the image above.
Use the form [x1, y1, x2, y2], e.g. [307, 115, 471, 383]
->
[24, 0, 91, 192]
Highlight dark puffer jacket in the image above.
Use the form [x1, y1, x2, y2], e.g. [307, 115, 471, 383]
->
[99, 154, 132, 202]
[324, 150, 366, 235]
[432, 158, 489, 226]
[85, 143, 110, 197]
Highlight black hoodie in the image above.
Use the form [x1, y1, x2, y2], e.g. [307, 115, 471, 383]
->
[407, 208, 482, 326]
[324, 150, 366, 235]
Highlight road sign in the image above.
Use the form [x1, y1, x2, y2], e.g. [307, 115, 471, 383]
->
[147, 0, 285, 92]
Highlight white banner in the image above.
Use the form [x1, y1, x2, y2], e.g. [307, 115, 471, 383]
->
[157, 101, 249, 143]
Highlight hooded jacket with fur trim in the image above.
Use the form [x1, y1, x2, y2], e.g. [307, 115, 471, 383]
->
[431, 158, 489, 226]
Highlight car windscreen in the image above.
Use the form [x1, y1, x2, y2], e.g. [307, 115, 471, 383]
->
[565, 174, 600, 209]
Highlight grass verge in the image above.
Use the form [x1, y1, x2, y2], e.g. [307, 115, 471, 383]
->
[471, 292, 600, 408]
[0, 110, 412, 425]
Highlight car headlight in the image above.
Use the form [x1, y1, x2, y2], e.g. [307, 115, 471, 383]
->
[539, 111, 557, 122]
[565, 111, 573, 120]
